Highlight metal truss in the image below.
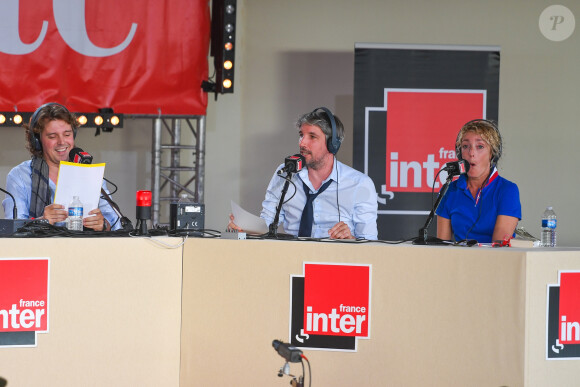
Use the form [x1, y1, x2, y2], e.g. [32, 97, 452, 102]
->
[150, 115, 206, 225]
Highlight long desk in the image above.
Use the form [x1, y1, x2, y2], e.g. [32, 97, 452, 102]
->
[1, 237, 579, 386]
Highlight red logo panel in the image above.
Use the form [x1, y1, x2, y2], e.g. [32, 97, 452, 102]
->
[303, 263, 371, 338]
[0, 259, 49, 333]
[559, 272, 580, 344]
[385, 90, 484, 192]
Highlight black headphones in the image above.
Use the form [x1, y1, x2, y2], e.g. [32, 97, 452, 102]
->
[312, 107, 342, 155]
[30, 102, 77, 151]
[455, 119, 502, 165]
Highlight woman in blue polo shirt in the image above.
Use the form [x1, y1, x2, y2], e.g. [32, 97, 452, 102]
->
[436, 119, 521, 243]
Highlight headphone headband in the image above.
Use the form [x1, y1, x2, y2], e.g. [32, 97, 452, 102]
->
[312, 107, 341, 155]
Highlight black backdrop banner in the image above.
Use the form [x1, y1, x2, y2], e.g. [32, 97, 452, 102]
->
[353, 43, 500, 241]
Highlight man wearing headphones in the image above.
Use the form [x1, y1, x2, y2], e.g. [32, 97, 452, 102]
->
[230, 108, 378, 240]
[2, 103, 120, 231]
[436, 119, 521, 243]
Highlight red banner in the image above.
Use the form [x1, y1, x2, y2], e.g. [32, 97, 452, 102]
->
[0, 258, 49, 333]
[0, 0, 210, 115]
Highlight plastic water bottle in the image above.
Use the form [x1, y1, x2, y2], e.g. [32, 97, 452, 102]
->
[541, 206, 557, 247]
[67, 196, 83, 231]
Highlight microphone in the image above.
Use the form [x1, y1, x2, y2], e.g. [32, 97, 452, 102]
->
[68, 147, 93, 164]
[278, 154, 305, 175]
[272, 340, 303, 363]
[442, 160, 470, 176]
[0, 187, 18, 219]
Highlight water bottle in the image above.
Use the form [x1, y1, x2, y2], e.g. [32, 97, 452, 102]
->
[67, 196, 84, 231]
[541, 206, 557, 247]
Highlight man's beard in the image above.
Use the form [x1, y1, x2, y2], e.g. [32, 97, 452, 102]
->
[301, 149, 326, 171]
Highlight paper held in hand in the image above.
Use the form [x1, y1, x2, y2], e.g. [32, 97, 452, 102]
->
[231, 200, 285, 235]
[54, 161, 105, 218]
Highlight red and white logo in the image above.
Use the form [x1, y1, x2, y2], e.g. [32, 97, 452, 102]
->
[383, 89, 485, 193]
[304, 263, 371, 338]
[547, 270, 580, 359]
[289, 262, 371, 352]
[557, 272, 580, 344]
[0, 258, 50, 347]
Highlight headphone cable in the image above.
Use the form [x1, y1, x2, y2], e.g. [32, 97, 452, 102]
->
[463, 165, 493, 241]
[335, 156, 340, 223]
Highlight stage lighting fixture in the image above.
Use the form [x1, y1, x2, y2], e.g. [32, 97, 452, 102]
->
[0, 109, 122, 131]
[204, 0, 236, 98]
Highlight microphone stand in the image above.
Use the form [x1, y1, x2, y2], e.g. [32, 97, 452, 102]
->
[0, 187, 18, 219]
[266, 172, 296, 239]
[100, 188, 133, 231]
[412, 174, 454, 245]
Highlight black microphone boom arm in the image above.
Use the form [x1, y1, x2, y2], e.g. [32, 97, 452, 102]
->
[267, 173, 293, 238]
[412, 174, 454, 245]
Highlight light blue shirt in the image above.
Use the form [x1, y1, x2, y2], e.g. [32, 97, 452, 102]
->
[2, 160, 121, 230]
[260, 160, 378, 239]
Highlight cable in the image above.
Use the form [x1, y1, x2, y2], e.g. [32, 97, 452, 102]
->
[103, 177, 118, 195]
[335, 156, 340, 224]
[276, 173, 298, 205]
[141, 234, 188, 249]
[431, 168, 444, 209]
[301, 355, 311, 387]
[461, 165, 494, 242]
[168, 228, 222, 238]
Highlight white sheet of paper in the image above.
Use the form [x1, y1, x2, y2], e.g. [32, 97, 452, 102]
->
[230, 200, 269, 234]
[54, 161, 105, 218]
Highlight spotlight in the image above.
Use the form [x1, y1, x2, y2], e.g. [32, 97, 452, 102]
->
[92, 107, 123, 135]
[224, 60, 233, 70]
[223, 79, 232, 89]
[73, 110, 123, 131]
[224, 42, 233, 51]
[0, 112, 31, 126]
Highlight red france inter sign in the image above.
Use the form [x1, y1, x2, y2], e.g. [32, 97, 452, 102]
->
[303, 263, 371, 338]
[384, 89, 485, 193]
[0, 258, 50, 335]
[558, 272, 580, 345]
[547, 271, 580, 359]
